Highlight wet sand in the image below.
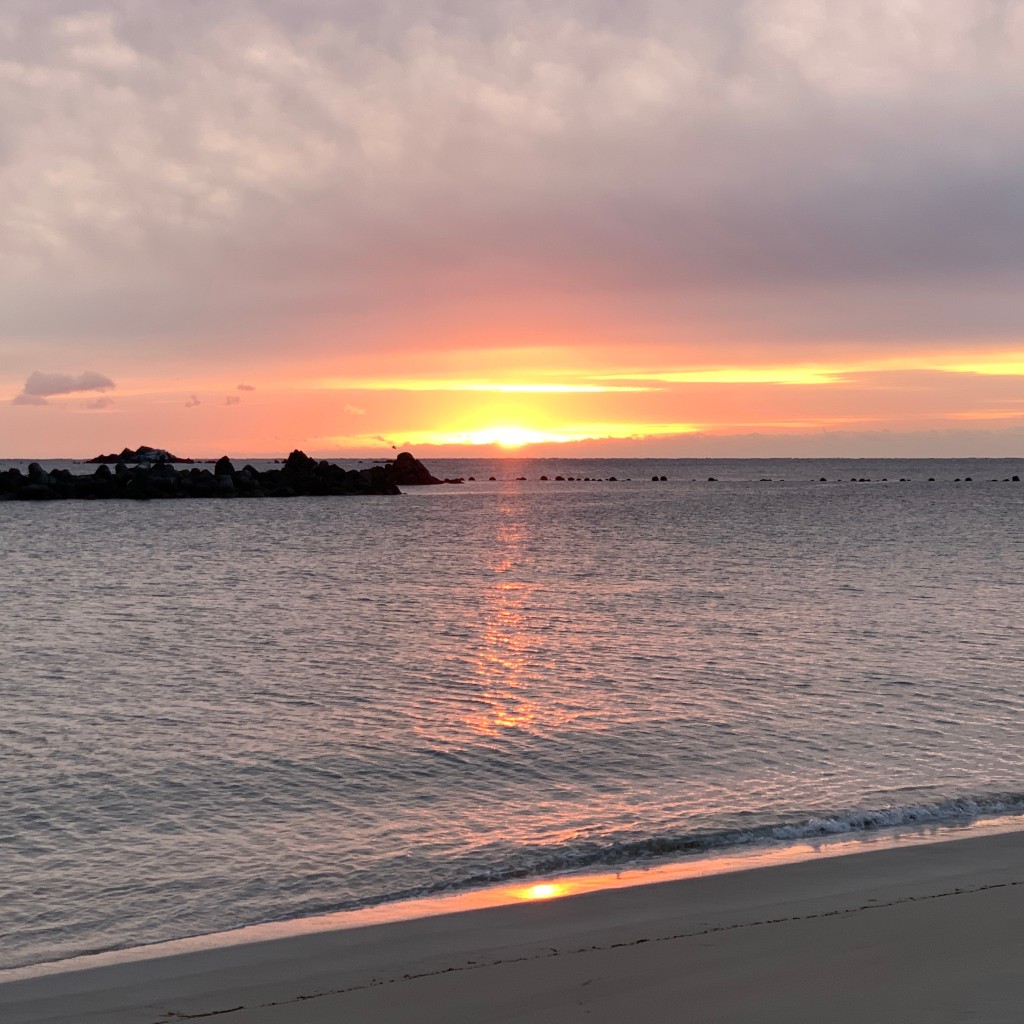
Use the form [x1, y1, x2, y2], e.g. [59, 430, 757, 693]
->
[4, 829, 1024, 1023]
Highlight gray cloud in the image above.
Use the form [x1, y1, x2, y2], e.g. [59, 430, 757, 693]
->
[83, 395, 115, 409]
[22, 370, 115, 397]
[184, 394, 201, 407]
[224, 395, 241, 405]
[3, 1, 1024, 360]
[237, 383, 256, 391]
[12, 369, 115, 405]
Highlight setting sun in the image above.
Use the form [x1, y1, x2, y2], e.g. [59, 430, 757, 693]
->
[480, 426, 548, 449]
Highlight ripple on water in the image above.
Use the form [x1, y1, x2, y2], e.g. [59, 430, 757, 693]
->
[1, 463, 1023, 969]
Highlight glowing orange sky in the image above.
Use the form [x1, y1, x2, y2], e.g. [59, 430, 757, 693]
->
[4, 3, 1024, 457]
[7, 343, 1024, 458]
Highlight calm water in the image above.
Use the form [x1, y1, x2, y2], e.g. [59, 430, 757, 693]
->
[2, 457, 1024, 970]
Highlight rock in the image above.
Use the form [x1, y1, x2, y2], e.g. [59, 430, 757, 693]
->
[386, 451, 442, 486]
[87, 445, 192, 464]
[284, 450, 317, 473]
[214, 456, 235, 477]
[18, 483, 57, 501]
[214, 474, 235, 496]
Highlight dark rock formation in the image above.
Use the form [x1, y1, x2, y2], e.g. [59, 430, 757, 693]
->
[386, 451, 443, 485]
[87, 445, 192, 464]
[0, 449, 441, 501]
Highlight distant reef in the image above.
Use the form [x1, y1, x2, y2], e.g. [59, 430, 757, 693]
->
[0, 450, 444, 501]
[86, 445, 193, 464]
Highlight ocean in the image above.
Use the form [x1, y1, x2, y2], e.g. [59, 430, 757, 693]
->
[2, 456, 1024, 973]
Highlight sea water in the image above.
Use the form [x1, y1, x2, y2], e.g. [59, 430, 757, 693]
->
[2, 457, 1023, 971]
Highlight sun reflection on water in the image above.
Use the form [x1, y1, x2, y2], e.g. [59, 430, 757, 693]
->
[516, 882, 570, 900]
[413, 489, 606, 750]
[464, 508, 540, 737]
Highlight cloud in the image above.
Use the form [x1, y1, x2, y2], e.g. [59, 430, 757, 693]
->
[23, 370, 115, 397]
[224, 395, 241, 405]
[83, 396, 115, 410]
[344, 404, 366, 415]
[11, 392, 47, 406]
[184, 394, 201, 407]
[12, 369, 115, 405]
[237, 383, 256, 391]
[3, 0, 1024, 360]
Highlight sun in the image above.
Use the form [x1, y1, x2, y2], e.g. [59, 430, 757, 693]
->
[490, 426, 541, 449]
[457, 425, 553, 449]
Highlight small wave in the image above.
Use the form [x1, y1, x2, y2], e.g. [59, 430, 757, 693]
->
[7, 790, 1024, 976]
[346, 791, 1024, 910]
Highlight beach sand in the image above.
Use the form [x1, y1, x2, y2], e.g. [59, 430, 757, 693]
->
[4, 829, 1024, 1023]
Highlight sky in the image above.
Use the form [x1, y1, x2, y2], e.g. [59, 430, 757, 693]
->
[3, 0, 1024, 458]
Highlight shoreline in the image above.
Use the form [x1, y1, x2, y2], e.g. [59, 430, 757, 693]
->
[6, 820, 1024, 1022]
[4, 810, 1024, 984]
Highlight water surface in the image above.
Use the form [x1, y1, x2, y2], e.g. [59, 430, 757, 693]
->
[2, 457, 1023, 969]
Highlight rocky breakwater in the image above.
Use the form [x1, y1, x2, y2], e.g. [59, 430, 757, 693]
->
[0, 450, 445, 501]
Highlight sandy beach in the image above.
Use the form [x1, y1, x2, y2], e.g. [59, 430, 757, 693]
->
[4, 829, 1024, 1023]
